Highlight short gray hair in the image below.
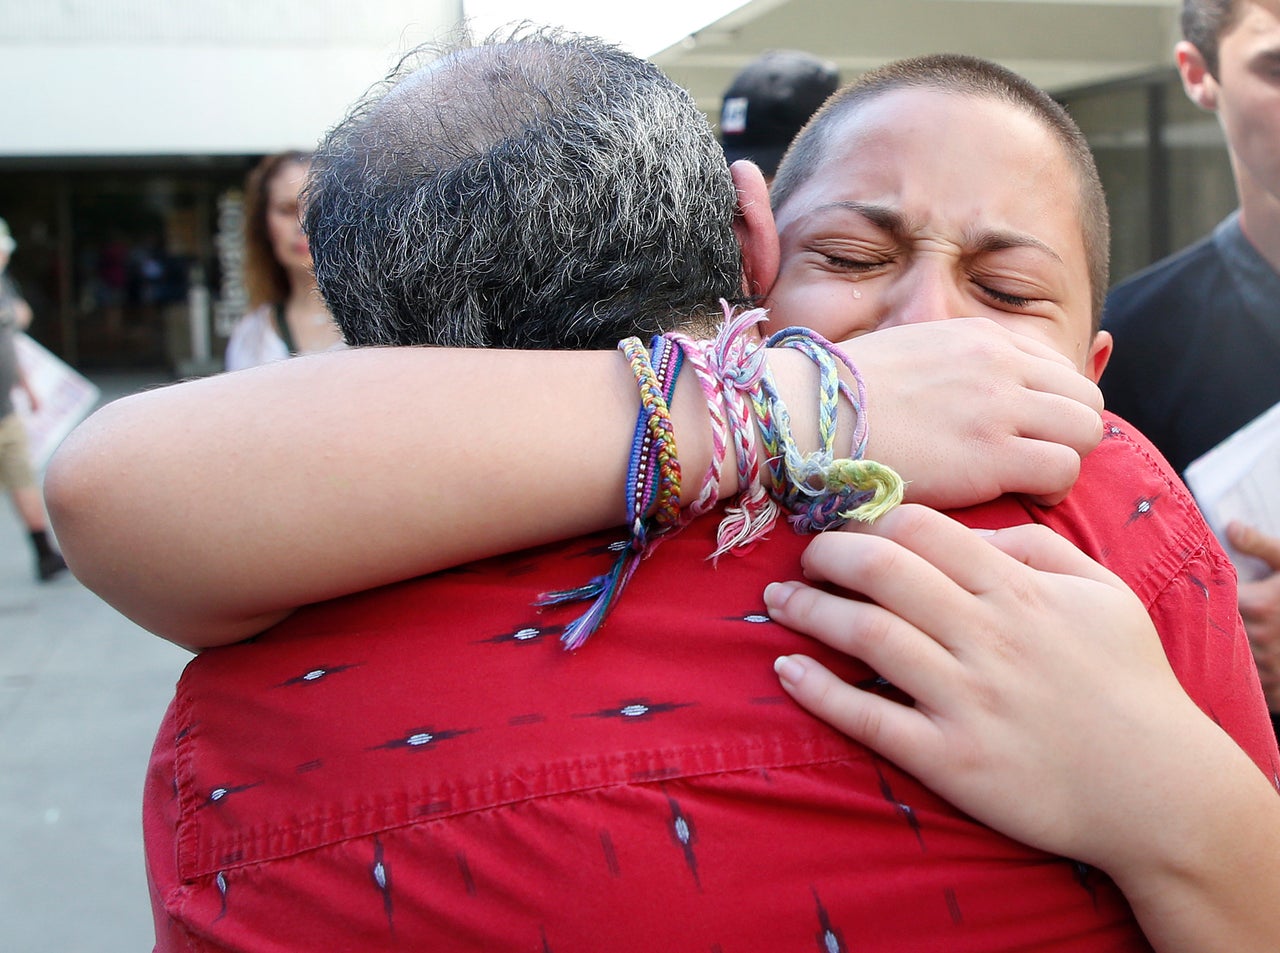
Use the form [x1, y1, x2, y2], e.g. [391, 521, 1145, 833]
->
[305, 26, 743, 350]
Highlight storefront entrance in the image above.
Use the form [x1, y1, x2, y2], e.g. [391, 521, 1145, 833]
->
[0, 158, 251, 371]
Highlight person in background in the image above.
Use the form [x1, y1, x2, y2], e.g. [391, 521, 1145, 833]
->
[223, 151, 341, 371]
[0, 217, 67, 582]
[1101, 0, 1280, 734]
[718, 48, 839, 181]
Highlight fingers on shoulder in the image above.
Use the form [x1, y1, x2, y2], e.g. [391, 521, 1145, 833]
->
[766, 579, 896, 657]
[993, 433, 1085, 504]
[799, 524, 914, 593]
[981, 522, 1123, 588]
[774, 653, 915, 753]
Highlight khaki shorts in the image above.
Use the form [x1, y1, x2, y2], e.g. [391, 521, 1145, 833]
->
[0, 413, 36, 491]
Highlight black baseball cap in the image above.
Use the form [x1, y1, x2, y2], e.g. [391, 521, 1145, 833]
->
[719, 50, 840, 177]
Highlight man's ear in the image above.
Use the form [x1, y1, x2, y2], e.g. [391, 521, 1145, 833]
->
[1176, 40, 1219, 111]
[730, 160, 780, 299]
[1086, 329, 1113, 385]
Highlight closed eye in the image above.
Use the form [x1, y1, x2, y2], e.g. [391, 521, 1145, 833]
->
[980, 285, 1034, 308]
[822, 253, 889, 272]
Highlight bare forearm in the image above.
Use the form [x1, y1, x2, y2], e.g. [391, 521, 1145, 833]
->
[46, 320, 1102, 649]
[46, 346, 729, 647]
[767, 506, 1280, 953]
[1108, 720, 1280, 953]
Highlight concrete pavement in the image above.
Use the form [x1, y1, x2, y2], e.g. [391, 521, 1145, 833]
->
[1, 373, 190, 952]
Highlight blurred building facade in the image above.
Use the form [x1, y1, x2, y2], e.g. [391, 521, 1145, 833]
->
[0, 0, 1233, 371]
[0, 0, 461, 370]
[1062, 69, 1236, 287]
[655, 0, 1235, 320]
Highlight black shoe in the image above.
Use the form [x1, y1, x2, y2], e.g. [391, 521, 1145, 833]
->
[37, 551, 68, 582]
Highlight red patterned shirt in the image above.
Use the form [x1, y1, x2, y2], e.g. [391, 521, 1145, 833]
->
[144, 413, 1278, 952]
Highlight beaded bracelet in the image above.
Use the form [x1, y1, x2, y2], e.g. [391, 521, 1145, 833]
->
[630, 334, 684, 533]
[536, 334, 683, 650]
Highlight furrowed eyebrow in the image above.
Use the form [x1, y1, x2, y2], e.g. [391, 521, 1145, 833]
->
[811, 200, 1063, 264]
[967, 229, 1063, 264]
[811, 201, 908, 236]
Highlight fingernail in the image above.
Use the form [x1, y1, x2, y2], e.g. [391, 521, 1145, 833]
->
[774, 655, 806, 687]
[971, 527, 998, 537]
[763, 581, 797, 610]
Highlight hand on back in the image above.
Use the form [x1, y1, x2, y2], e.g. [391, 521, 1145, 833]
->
[766, 503, 1209, 870]
[849, 319, 1103, 508]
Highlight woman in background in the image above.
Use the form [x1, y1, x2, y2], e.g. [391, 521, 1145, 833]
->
[224, 151, 341, 370]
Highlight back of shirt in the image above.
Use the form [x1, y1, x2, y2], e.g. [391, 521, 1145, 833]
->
[144, 414, 1275, 952]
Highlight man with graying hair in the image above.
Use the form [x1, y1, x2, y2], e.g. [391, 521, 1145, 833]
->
[96, 29, 1274, 953]
[305, 27, 742, 350]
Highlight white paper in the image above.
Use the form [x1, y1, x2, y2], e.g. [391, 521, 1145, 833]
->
[11, 333, 101, 471]
[1184, 399, 1280, 582]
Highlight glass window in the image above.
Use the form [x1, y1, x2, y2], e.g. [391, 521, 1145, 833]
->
[0, 161, 248, 368]
[1062, 70, 1235, 288]
[1164, 84, 1234, 252]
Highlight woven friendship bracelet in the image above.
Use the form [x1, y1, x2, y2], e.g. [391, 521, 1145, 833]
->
[663, 330, 728, 528]
[767, 327, 868, 457]
[636, 334, 684, 532]
[745, 359, 796, 498]
[716, 315, 829, 522]
[535, 306, 904, 650]
[710, 309, 902, 534]
[785, 457, 905, 532]
[748, 327, 856, 498]
[536, 335, 683, 650]
[762, 326, 902, 530]
[708, 302, 779, 560]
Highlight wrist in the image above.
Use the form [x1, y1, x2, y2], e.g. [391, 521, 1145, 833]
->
[669, 344, 867, 506]
[1091, 713, 1276, 892]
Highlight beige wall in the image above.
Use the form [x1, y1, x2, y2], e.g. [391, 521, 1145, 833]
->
[0, 0, 463, 156]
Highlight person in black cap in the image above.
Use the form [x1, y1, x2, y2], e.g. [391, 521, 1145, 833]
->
[719, 49, 839, 180]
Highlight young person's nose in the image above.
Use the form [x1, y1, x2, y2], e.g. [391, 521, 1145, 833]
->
[878, 263, 967, 329]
